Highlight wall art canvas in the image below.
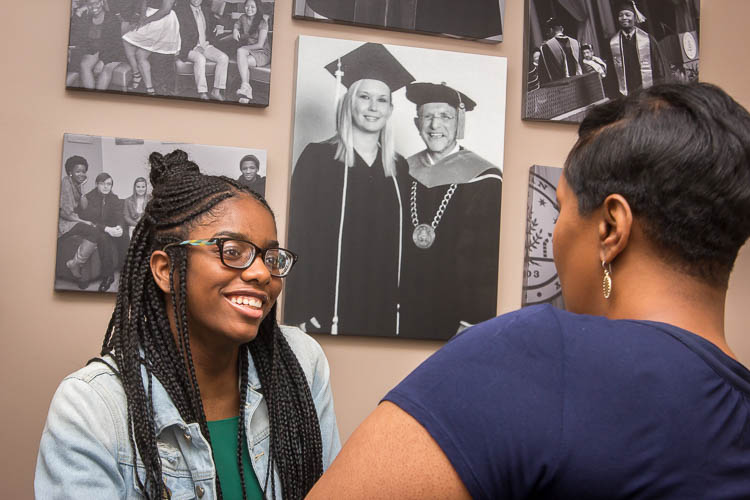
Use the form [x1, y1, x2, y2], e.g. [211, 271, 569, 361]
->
[66, 0, 276, 106]
[55, 133, 267, 293]
[523, 165, 564, 309]
[293, 0, 505, 43]
[523, 0, 699, 122]
[283, 35, 507, 340]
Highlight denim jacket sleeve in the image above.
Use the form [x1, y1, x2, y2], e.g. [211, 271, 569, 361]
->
[35, 368, 128, 499]
[280, 326, 342, 468]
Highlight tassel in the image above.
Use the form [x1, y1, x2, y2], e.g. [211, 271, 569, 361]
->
[631, 1, 646, 24]
[334, 58, 343, 110]
[454, 87, 466, 140]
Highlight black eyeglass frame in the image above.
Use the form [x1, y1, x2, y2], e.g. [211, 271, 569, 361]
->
[162, 238, 299, 277]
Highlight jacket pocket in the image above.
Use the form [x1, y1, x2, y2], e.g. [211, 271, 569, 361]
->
[122, 442, 199, 499]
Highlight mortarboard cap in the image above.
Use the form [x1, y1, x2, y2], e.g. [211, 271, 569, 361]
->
[406, 82, 476, 140]
[324, 43, 414, 92]
[616, 1, 635, 14]
[545, 17, 563, 30]
[405, 82, 477, 111]
[615, 1, 646, 22]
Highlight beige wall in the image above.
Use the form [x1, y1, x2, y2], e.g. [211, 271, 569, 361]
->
[1, 1, 749, 497]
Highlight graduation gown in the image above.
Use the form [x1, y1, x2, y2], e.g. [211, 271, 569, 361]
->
[399, 149, 502, 340]
[609, 28, 669, 96]
[285, 142, 407, 337]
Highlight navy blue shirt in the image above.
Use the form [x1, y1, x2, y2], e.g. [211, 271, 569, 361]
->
[384, 305, 750, 499]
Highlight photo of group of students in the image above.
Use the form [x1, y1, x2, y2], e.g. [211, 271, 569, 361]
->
[54, 134, 267, 293]
[285, 37, 506, 340]
[524, 0, 700, 121]
[66, 0, 275, 105]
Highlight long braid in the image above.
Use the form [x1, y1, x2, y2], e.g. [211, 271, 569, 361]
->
[249, 305, 324, 499]
[97, 150, 323, 499]
[236, 345, 250, 500]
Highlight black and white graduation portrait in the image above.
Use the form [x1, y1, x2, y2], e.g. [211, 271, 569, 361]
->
[523, 0, 699, 122]
[293, 0, 505, 43]
[283, 35, 507, 341]
[66, 0, 276, 106]
[55, 133, 267, 294]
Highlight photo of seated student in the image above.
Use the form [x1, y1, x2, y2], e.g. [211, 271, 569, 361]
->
[123, 176, 150, 237]
[235, 153, 266, 195]
[175, 0, 230, 101]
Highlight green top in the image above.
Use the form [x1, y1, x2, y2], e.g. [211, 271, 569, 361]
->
[207, 417, 264, 500]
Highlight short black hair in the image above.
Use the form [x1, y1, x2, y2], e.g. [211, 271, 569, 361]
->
[64, 155, 88, 175]
[564, 82, 750, 287]
[239, 154, 259, 168]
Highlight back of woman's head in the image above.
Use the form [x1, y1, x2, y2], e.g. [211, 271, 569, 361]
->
[564, 82, 750, 286]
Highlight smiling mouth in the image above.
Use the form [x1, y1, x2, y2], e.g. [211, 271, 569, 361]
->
[225, 294, 266, 320]
[228, 295, 262, 309]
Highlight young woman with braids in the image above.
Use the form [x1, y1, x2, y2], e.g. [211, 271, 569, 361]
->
[36, 149, 340, 499]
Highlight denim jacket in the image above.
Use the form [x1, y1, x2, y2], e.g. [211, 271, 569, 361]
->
[35, 326, 341, 499]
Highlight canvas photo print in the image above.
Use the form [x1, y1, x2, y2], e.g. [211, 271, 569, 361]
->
[283, 35, 507, 341]
[523, 165, 564, 309]
[523, 0, 699, 122]
[55, 133, 268, 293]
[66, 0, 276, 106]
[293, 0, 505, 43]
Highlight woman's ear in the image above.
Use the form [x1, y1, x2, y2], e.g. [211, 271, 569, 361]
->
[597, 193, 633, 264]
[150, 250, 172, 294]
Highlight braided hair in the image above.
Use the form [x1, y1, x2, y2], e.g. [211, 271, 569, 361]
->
[98, 150, 323, 499]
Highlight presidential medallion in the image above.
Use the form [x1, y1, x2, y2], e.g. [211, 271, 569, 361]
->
[413, 224, 435, 249]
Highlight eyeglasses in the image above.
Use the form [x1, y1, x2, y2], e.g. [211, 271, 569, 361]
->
[419, 112, 456, 123]
[163, 238, 298, 277]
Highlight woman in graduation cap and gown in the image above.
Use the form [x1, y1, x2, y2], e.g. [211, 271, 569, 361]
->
[399, 82, 502, 340]
[285, 43, 414, 337]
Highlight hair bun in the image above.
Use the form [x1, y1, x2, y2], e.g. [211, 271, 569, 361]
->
[149, 149, 201, 187]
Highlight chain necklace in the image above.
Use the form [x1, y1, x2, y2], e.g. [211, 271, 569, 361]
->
[410, 181, 457, 249]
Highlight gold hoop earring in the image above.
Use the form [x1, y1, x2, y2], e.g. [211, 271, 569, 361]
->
[602, 261, 612, 299]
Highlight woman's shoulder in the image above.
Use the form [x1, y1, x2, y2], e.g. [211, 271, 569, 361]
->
[294, 141, 338, 170]
[300, 141, 337, 157]
[59, 357, 123, 391]
[279, 325, 329, 383]
[280, 325, 325, 359]
[49, 357, 127, 419]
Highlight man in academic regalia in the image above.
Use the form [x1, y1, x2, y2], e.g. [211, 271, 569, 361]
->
[398, 82, 502, 340]
[609, 0, 670, 96]
[539, 17, 582, 85]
